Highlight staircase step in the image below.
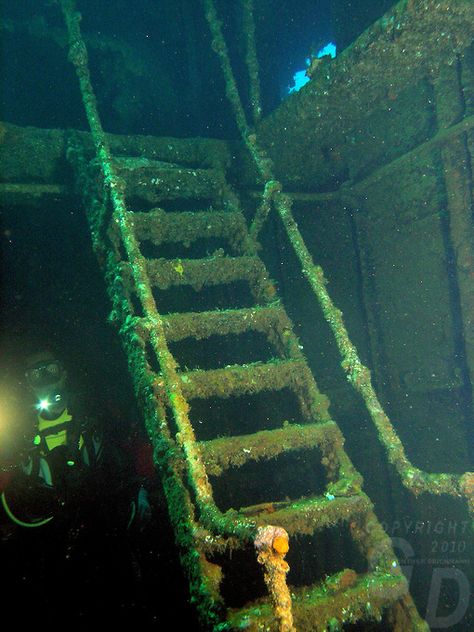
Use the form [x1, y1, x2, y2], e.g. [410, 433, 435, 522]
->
[200, 421, 341, 475]
[108, 135, 229, 168]
[227, 570, 408, 632]
[114, 159, 224, 204]
[238, 492, 372, 535]
[172, 359, 311, 400]
[161, 305, 289, 343]
[132, 209, 248, 248]
[113, 155, 183, 170]
[145, 255, 270, 292]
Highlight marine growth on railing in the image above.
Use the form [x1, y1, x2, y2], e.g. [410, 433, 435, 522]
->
[202, 0, 474, 522]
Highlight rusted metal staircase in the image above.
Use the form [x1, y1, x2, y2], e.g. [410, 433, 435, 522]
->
[68, 133, 427, 631]
[60, 1, 428, 630]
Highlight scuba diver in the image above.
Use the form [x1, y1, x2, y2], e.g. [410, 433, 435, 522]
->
[2, 350, 101, 526]
[2, 349, 151, 527]
[0, 348, 152, 624]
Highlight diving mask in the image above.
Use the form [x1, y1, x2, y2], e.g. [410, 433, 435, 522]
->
[25, 360, 63, 389]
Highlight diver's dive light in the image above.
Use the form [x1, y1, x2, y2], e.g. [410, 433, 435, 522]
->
[36, 392, 63, 412]
[36, 398, 51, 412]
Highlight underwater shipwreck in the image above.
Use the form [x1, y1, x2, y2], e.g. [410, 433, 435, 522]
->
[1, 0, 474, 630]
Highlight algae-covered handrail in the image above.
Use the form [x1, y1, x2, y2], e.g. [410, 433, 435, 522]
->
[203, 0, 272, 183]
[58, 0, 255, 541]
[272, 191, 474, 507]
[242, 0, 262, 126]
[203, 0, 474, 518]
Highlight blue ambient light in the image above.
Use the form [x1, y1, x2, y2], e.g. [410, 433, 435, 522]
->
[287, 41, 337, 94]
[317, 42, 337, 59]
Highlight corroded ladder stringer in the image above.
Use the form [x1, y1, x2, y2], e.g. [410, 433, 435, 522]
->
[67, 132, 227, 625]
[105, 251, 228, 626]
[203, 0, 273, 183]
[59, 0, 255, 542]
[242, 0, 262, 126]
[203, 0, 474, 520]
[70, 135, 234, 625]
